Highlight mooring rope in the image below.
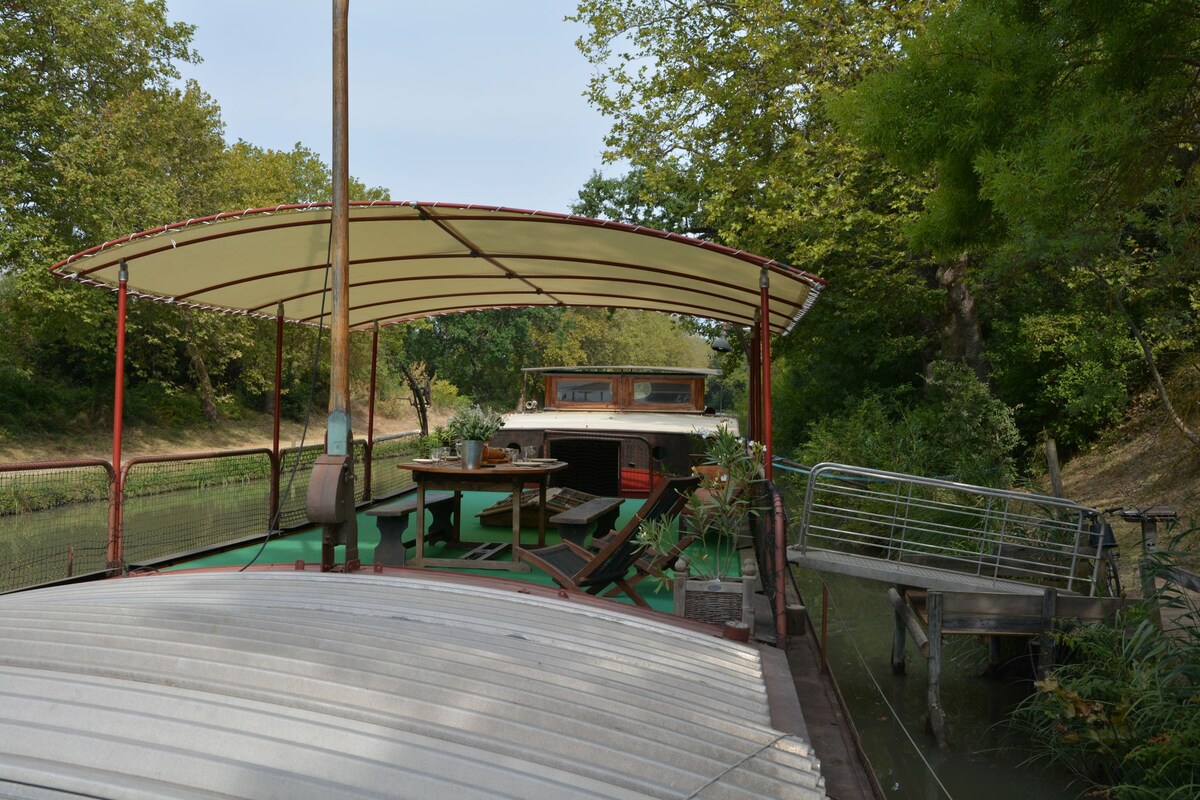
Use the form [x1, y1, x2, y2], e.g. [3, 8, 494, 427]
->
[821, 576, 957, 800]
[682, 733, 792, 800]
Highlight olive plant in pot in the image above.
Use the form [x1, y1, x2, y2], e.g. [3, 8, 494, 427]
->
[636, 423, 765, 633]
[447, 406, 504, 469]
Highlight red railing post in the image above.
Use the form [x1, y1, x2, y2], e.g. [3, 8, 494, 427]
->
[107, 259, 128, 570]
[270, 302, 284, 525]
[759, 269, 773, 481]
[364, 321, 379, 502]
[748, 322, 760, 442]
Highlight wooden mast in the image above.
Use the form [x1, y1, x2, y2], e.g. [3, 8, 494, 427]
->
[328, 0, 351, 456]
[307, 0, 359, 570]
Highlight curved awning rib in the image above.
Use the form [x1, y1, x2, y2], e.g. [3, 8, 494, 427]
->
[52, 201, 825, 334]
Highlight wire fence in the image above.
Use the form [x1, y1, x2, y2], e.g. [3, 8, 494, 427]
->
[122, 450, 274, 566]
[0, 460, 115, 593]
[369, 432, 423, 500]
[0, 432, 424, 593]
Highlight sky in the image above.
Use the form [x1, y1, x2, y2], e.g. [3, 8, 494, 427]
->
[165, 1, 620, 213]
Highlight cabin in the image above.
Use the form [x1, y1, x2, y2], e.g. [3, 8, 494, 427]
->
[495, 366, 737, 498]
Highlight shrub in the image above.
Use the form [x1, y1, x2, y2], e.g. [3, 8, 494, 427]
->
[797, 360, 1021, 486]
[1007, 554, 1200, 798]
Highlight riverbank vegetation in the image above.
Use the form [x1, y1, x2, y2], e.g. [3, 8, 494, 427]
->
[1008, 565, 1200, 799]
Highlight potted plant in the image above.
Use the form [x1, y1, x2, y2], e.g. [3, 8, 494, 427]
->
[636, 423, 765, 631]
[446, 405, 504, 469]
[431, 425, 454, 448]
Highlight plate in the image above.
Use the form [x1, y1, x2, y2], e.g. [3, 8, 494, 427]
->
[411, 458, 435, 464]
[528, 458, 557, 463]
[511, 460, 539, 467]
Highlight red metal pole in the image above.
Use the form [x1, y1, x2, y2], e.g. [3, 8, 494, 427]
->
[107, 259, 129, 569]
[759, 269, 773, 480]
[773, 485, 788, 648]
[761, 269, 789, 650]
[327, 0, 352, 452]
[365, 322, 379, 502]
[747, 323, 760, 443]
[270, 303, 283, 524]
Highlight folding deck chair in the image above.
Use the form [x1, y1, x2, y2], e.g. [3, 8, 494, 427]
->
[517, 475, 699, 607]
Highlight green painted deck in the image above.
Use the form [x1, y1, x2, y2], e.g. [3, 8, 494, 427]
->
[169, 491, 733, 616]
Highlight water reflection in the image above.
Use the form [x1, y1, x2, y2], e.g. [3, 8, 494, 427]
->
[795, 570, 1077, 800]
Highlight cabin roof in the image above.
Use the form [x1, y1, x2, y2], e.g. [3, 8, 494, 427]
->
[0, 571, 824, 799]
[523, 365, 721, 376]
[50, 202, 824, 336]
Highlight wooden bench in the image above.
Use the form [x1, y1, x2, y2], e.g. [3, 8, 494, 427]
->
[550, 496, 624, 546]
[367, 491, 456, 565]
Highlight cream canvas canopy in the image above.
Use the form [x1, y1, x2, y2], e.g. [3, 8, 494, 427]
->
[51, 201, 824, 334]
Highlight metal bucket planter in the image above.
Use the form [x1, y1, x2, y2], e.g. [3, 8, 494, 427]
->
[460, 440, 484, 469]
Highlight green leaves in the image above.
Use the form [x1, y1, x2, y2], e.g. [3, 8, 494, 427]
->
[1010, 594, 1200, 798]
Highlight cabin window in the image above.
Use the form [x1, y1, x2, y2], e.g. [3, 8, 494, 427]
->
[555, 378, 614, 404]
[630, 379, 694, 407]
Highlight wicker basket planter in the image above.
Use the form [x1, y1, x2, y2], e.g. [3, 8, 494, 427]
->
[673, 559, 756, 629]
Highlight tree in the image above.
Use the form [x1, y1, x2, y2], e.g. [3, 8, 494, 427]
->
[0, 0, 196, 270]
[0, 1, 392, 432]
[572, 1, 948, 447]
[838, 0, 1200, 446]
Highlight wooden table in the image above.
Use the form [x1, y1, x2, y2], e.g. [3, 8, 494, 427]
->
[401, 460, 568, 570]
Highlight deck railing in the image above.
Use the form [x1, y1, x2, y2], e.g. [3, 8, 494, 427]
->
[0, 460, 115, 592]
[792, 462, 1109, 596]
[0, 430, 423, 592]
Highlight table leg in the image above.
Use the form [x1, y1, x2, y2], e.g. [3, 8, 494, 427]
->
[415, 483, 426, 565]
[511, 477, 522, 557]
[452, 489, 463, 547]
[537, 478, 547, 547]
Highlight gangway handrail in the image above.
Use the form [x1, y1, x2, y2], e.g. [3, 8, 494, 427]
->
[794, 462, 1107, 596]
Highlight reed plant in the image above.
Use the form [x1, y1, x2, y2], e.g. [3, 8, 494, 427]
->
[1006, 539, 1200, 799]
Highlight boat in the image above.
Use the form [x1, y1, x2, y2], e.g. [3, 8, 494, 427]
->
[0, 3, 886, 798]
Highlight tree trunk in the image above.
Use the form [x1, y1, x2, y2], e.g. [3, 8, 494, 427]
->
[400, 363, 429, 436]
[181, 311, 219, 423]
[185, 339, 219, 423]
[935, 252, 990, 383]
[1097, 269, 1200, 448]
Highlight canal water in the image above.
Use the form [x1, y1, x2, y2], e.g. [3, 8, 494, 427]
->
[795, 570, 1078, 800]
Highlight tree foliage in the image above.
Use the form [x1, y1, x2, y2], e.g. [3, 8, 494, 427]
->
[574, 0, 1199, 471]
[572, 0, 950, 441]
[0, 1, 392, 433]
[838, 0, 1200, 446]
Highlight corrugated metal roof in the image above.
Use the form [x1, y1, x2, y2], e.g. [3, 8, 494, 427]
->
[0, 572, 824, 799]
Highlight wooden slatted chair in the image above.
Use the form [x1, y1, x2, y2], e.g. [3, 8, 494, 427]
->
[592, 523, 699, 596]
[517, 475, 699, 606]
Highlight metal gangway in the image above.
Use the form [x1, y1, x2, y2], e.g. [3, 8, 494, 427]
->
[788, 463, 1115, 597]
